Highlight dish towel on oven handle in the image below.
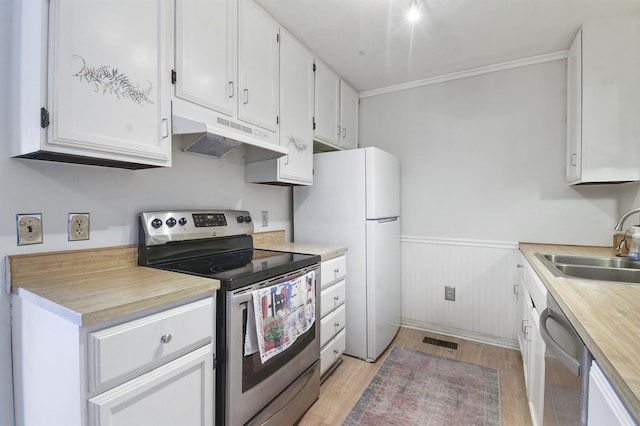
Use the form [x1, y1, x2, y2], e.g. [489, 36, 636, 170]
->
[244, 270, 316, 363]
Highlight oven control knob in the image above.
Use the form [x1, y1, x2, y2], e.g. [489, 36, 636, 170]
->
[237, 216, 245, 223]
[166, 217, 177, 228]
[151, 218, 163, 229]
[178, 217, 187, 226]
[244, 216, 252, 223]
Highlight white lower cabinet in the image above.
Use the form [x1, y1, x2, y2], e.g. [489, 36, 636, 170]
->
[588, 361, 636, 426]
[12, 295, 215, 426]
[516, 255, 547, 426]
[88, 344, 213, 426]
[319, 254, 347, 377]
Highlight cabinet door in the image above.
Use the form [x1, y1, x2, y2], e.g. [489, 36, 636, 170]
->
[314, 59, 341, 147]
[278, 30, 314, 184]
[174, 0, 236, 118]
[566, 30, 582, 183]
[88, 344, 214, 426]
[588, 361, 636, 426]
[528, 305, 545, 426]
[238, 0, 279, 132]
[47, 0, 171, 166]
[339, 80, 359, 149]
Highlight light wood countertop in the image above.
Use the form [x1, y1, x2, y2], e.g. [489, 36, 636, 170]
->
[520, 243, 640, 421]
[254, 241, 347, 261]
[6, 245, 219, 327]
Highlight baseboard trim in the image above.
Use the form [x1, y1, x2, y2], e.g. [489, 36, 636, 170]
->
[401, 319, 520, 351]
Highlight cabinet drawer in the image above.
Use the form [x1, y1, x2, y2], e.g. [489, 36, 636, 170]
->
[320, 329, 346, 376]
[320, 304, 345, 347]
[320, 280, 345, 318]
[87, 297, 214, 392]
[320, 255, 346, 289]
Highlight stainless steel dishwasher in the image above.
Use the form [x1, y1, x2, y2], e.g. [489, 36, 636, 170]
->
[539, 294, 593, 425]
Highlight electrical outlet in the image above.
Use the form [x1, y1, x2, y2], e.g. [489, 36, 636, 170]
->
[68, 213, 90, 241]
[16, 214, 43, 245]
[445, 285, 456, 301]
[261, 210, 268, 227]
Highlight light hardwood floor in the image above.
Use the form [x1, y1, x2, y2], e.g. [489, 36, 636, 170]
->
[299, 327, 532, 425]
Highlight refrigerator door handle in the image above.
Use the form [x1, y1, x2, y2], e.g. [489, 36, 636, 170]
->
[375, 217, 399, 224]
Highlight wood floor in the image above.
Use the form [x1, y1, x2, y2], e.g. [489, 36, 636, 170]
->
[299, 327, 532, 425]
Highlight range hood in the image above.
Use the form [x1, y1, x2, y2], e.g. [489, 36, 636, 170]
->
[172, 100, 289, 162]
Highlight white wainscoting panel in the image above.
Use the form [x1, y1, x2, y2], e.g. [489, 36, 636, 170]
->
[401, 236, 521, 348]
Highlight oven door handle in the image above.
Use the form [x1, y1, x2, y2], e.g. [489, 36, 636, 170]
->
[539, 307, 581, 376]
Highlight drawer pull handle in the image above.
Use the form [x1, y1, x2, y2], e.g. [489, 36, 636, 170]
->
[160, 334, 173, 344]
[334, 296, 340, 301]
[334, 268, 339, 274]
[333, 348, 339, 354]
[334, 322, 340, 328]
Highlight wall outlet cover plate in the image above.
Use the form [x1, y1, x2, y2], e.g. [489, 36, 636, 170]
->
[16, 214, 43, 245]
[68, 213, 90, 241]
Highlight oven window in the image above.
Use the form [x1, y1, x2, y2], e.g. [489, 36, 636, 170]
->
[242, 306, 316, 392]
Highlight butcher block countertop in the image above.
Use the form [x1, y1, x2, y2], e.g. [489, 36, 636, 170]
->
[520, 243, 640, 420]
[255, 241, 347, 261]
[6, 245, 218, 327]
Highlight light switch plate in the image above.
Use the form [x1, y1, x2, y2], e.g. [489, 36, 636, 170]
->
[16, 214, 43, 245]
[68, 213, 90, 241]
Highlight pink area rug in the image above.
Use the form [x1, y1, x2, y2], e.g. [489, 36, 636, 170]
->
[344, 346, 501, 425]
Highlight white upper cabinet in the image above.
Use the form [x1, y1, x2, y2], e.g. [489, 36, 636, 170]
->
[245, 29, 314, 185]
[314, 59, 341, 147]
[566, 14, 640, 184]
[314, 59, 358, 151]
[172, 0, 283, 157]
[339, 81, 359, 150]
[238, 0, 280, 132]
[174, 0, 236, 118]
[11, 0, 172, 169]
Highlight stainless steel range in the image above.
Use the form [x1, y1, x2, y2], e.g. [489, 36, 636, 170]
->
[138, 210, 321, 426]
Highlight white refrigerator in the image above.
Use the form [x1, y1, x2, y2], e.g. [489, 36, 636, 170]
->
[293, 147, 400, 362]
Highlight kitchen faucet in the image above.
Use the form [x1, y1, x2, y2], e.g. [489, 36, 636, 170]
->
[614, 207, 640, 231]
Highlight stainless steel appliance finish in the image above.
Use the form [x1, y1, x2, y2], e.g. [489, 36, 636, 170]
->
[539, 294, 593, 425]
[138, 210, 321, 425]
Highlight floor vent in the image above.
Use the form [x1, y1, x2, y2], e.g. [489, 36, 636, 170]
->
[423, 336, 458, 350]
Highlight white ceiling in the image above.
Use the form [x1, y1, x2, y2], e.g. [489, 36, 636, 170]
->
[255, 0, 640, 92]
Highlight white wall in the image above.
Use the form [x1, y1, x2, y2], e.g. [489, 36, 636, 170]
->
[0, 3, 291, 424]
[359, 59, 640, 246]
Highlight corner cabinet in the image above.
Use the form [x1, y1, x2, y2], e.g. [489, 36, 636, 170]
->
[314, 59, 359, 151]
[319, 254, 347, 380]
[12, 296, 215, 426]
[11, 0, 172, 169]
[245, 30, 315, 185]
[566, 14, 640, 184]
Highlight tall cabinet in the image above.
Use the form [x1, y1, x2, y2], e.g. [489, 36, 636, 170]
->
[11, 0, 172, 169]
[566, 14, 640, 184]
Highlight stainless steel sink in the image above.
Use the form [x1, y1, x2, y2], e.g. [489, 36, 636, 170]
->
[535, 253, 640, 284]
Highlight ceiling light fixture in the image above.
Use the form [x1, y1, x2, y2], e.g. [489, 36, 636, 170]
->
[407, 0, 421, 23]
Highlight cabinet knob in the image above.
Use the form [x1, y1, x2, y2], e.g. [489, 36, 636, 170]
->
[334, 296, 340, 302]
[160, 334, 173, 344]
[334, 322, 340, 328]
[333, 348, 339, 355]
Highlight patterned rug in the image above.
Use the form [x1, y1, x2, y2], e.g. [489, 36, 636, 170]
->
[343, 346, 501, 425]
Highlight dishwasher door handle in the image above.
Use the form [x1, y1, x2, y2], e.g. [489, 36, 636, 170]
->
[539, 307, 581, 376]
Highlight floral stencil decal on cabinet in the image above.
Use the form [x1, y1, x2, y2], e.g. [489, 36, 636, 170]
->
[72, 55, 154, 105]
[287, 136, 308, 153]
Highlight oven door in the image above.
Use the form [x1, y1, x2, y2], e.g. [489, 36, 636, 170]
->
[224, 265, 320, 426]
